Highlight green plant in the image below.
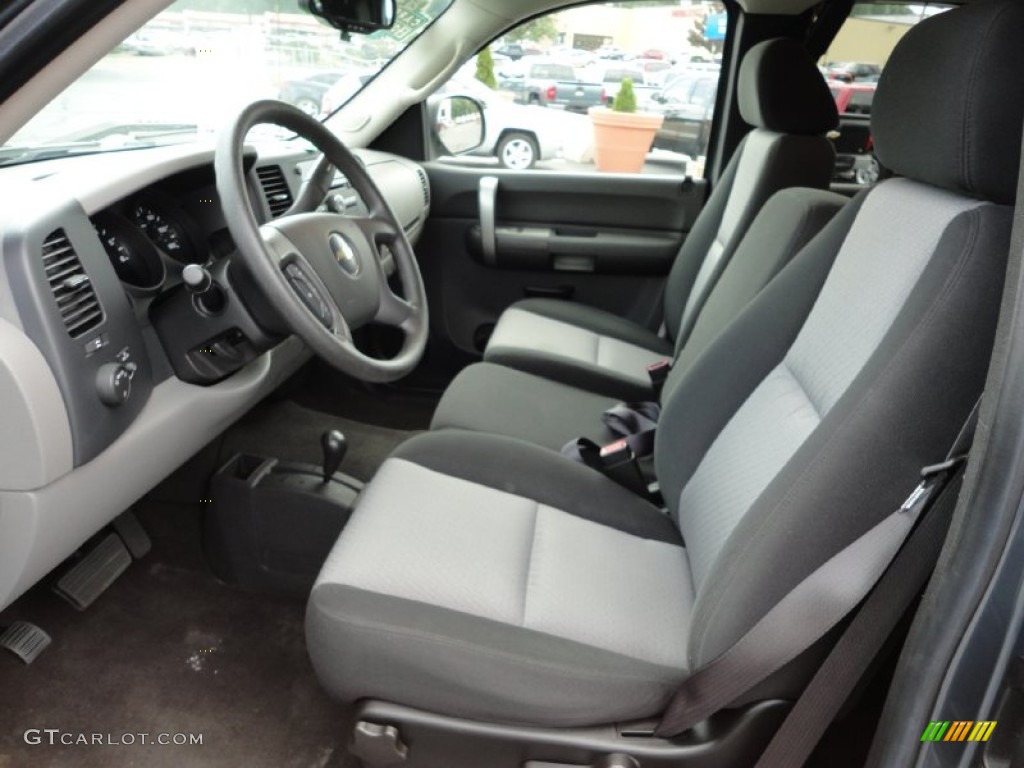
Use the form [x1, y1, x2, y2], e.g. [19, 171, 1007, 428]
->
[613, 77, 637, 113]
[450, 97, 482, 121]
[475, 47, 497, 89]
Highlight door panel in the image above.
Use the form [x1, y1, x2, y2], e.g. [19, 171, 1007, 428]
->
[417, 163, 707, 356]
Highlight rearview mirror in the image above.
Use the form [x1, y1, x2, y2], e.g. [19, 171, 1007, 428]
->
[434, 97, 485, 156]
[301, 0, 395, 35]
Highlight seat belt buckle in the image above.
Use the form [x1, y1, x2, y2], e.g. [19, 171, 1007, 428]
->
[599, 438, 633, 465]
[647, 358, 672, 398]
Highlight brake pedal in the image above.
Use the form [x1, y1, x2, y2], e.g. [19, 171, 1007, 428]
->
[0, 621, 51, 664]
[54, 533, 132, 610]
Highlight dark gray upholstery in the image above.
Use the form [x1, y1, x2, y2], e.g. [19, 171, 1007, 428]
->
[308, 434, 690, 725]
[482, 37, 838, 394]
[436, 188, 850, 447]
[657, 191, 868, 503]
[431, 362, 621, 451]
[685, 203, 1011, 671]
[307, 0, 1021, 731]
[737, 38, 839, 134]
[505, 299, 672, 351]
[673, 188, 848, 374]
[873, 0, 1024, 205]
[392, 430, 678, 543]
[307, 585, 688, 727]
[483, 302, 671, 402]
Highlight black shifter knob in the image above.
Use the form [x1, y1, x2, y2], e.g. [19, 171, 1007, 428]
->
[321, 429, 347, 483]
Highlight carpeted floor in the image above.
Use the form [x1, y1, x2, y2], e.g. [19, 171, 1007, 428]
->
[215, 399, 420, 483]
[0, 398, 416, 768]
[0, 531, 355, 767]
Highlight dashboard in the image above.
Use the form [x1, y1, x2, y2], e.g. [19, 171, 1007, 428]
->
[0, 140, 430, 610]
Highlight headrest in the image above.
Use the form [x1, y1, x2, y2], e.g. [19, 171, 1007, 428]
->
[873, 0, 1024, 204]
[738, 38, 838, 135]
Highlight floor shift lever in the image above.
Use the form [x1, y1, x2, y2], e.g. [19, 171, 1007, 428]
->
[320, 430, 348, 483]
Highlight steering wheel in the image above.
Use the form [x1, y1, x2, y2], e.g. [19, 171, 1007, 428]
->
[215, 100, 428, 382]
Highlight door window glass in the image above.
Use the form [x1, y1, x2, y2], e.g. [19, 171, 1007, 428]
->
[432, 0, 729, 176]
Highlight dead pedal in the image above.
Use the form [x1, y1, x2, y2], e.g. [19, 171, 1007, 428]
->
[0, 621, 52, 664]
[54, 532, 132, 610]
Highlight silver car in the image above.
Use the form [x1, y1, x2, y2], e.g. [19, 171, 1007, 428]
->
[437, 79, 563, 170]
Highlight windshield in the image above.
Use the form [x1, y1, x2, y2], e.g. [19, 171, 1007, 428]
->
[1, 0, 451, 166]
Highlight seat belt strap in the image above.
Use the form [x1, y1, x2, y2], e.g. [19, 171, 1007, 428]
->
[602, 401, 661, 457]
[654, 402, 979, 739]
[753, 469, 963, 767]
[560, 401, 661, 463]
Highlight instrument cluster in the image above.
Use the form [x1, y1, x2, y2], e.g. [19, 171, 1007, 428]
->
[90, 171, 234, 294]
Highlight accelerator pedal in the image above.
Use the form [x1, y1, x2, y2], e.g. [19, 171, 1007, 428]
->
[0, 621, 51, 664]
[54, 533, 132, 611]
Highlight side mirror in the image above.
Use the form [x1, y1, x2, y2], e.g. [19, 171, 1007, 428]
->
[301, 0, 395, 35]
[434, 96, 486, 156]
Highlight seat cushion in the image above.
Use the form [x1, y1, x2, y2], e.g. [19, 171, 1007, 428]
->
[483, 299, 671, 401]
[306, 431, 692, 726]
[431, 362, 621, 451]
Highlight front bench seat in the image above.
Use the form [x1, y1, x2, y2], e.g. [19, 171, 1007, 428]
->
[307, 0, 1023, 733]
[432, 186, 848, 450]
[482, 37, 839, 401]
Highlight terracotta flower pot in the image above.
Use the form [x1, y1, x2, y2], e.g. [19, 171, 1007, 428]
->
[588, 107, 665, 173]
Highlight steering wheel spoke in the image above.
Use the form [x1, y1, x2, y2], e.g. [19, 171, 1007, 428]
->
[352, 211, 400, 243]
[376, 285, 417, 329]
[282, 153, 333, 216]
[259, 223, 299, 265]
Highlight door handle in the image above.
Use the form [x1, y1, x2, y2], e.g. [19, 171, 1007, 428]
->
[478, 176, 499, 266]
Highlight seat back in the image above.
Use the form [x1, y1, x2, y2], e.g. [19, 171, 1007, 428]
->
[654, 0, 1024, 696]
[663, 38, 838, 347]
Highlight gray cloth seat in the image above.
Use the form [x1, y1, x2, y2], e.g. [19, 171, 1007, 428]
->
[306, 431, 691, 726]
[434, 186, 848, 449]
[483, 37, 839, 401]
[307, 0, 1024, 729]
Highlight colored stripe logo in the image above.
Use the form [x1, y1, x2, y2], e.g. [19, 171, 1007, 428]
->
[920, 721, 996, 742]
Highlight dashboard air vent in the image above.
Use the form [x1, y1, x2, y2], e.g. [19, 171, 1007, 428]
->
[42, 229, 104, 338]
[416, 168, 430, 207]
[256, 165, 293, 217]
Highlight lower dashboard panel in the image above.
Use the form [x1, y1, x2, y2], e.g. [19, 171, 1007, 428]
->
[0, 336, 309, 611]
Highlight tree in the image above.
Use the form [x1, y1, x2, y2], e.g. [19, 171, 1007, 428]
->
[475, 47, 496, 89]
[506, 16, 558, 44]
[688, 3, 726, 56]
[613, 77, 637, 113]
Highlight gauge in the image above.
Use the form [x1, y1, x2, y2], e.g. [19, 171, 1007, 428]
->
[92, 211, 166, 292]
[129, 194, 201, 264]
